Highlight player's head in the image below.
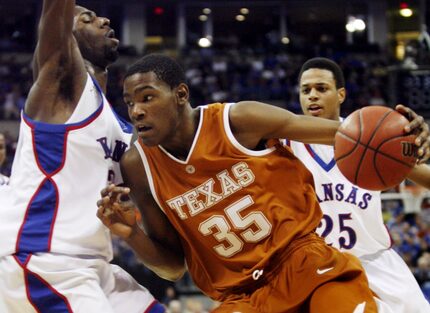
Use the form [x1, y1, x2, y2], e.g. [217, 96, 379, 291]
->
[73, 5, 119, 69]
[298, 57, 346, 121]
[0, 132, 6, 167]
[123, 54, 189, 147]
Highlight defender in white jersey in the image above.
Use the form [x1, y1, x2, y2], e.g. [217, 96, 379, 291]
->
[288, 57, 430, 313]
[0, 2, 167, 312]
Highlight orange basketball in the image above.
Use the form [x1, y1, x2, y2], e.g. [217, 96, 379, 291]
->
[334, 106, 418, 191]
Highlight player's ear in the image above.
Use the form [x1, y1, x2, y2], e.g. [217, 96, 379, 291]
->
[338, 87, 346, 105]
[176, 83, 189, 106]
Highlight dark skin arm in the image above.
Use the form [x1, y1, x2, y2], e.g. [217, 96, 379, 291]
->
[396, 104, 430, 164]
[229, 102, 430, 162]
[98, 146, 186, 281]
[407, 164, 430, 189]
[26, 0, 86, 123]
[399, 104, 430, 188]
[229, 101, 341, 147]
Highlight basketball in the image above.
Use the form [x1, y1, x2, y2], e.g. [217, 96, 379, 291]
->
[334, 106, 418, 191]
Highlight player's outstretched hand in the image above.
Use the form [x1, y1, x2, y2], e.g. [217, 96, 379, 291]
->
[396, 104, 430, 164]
[97, 184, 138, 240]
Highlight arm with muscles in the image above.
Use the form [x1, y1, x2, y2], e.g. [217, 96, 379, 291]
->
[27, 0, 86, 118]
[407, 164, 430, 189]
[229, 102, 430, 162]
[98, 148, 186, 281]
[229, 101, 341, 148]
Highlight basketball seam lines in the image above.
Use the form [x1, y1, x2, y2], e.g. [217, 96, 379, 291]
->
[355, 109, 392, 187]
[336, 132, 415, 168]
[334, 117, 363, 176]
[373, 134, 416, 168]
[353, 110, 365, 185]
[333, 133, 359, 162]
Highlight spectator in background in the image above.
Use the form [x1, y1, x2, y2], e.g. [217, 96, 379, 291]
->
[2, 86, 20, 120]
[415, 252, 430, 299]
[0, 132, 8, 185]
[162, 286, 179, 306]
[167, 299, 182, 313]
[184, 299, 207, 313]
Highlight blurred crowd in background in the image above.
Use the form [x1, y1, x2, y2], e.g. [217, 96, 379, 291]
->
[0, 47, 394, 121]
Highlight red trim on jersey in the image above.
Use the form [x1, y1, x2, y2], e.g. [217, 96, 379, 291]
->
[47, 178, 61, 251]
[144, 300, 158, 313]
[384, 224, 394, 248]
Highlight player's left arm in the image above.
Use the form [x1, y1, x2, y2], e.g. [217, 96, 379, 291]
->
[229, 101, 341, 149]
[406, 164, 430, 189]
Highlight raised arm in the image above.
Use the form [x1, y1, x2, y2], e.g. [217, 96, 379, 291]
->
[34, 0, 86, 79]
[27, 0, 86, 120]
[98, 147, 186, 281]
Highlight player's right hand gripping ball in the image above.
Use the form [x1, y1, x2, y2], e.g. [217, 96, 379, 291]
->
[334, 106, 418, 191]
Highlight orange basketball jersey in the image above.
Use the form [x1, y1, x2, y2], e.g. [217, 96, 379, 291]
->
[135, 103, 322, 300]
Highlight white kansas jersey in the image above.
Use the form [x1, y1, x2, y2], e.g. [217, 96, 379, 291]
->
[287, 141, 391, 257]
[0, 74, 132, 260]
[0, 173, 8, 186]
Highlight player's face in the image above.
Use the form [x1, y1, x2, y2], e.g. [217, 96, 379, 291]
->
[123, 72, 182, 147]
[299, 68, 345, 121]
[0, 134, 6, 166]
[73, 6, 119, 67]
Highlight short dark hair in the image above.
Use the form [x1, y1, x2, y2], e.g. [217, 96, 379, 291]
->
[298, 57, 345, 89]
[125, 54, 186, 89]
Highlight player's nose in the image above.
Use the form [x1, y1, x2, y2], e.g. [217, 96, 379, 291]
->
[130, 105, 145, 120]
[308, 88, 319, 99]
[100, 17, 111, 27]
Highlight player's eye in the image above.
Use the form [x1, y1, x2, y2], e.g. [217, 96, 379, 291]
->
[124, 100, 134, 107]
[143, 95, 153, 102]
[81, 13, 94, 23]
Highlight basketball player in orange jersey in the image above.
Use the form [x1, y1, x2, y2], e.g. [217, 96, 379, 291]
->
[97, 54, 430, 313]
[287, 57, 430, 313]
[0, 2, 172, 312]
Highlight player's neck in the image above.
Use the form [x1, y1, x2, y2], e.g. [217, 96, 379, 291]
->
[160, 106, 200, 161]
[84, 60, 108, 93]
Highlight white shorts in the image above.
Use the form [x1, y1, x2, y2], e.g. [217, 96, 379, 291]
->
[361, 248, 430, 313]
[0, 253, 165, 313]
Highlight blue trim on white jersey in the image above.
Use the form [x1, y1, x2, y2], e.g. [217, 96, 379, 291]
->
[27, 271, 72, 312]
[305, 144, 336, 172]
[22, 100, 104, 132]
[22, 74, 104, 130]
[147, 302, 166, 313]
[113, 112, 133, 134]
[14, 254, 72, 312]
[17, 179, 58, 253]
[34, 130, 67, 175]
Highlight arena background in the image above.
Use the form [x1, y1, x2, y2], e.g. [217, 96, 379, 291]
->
[0, 0, 429, 312]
